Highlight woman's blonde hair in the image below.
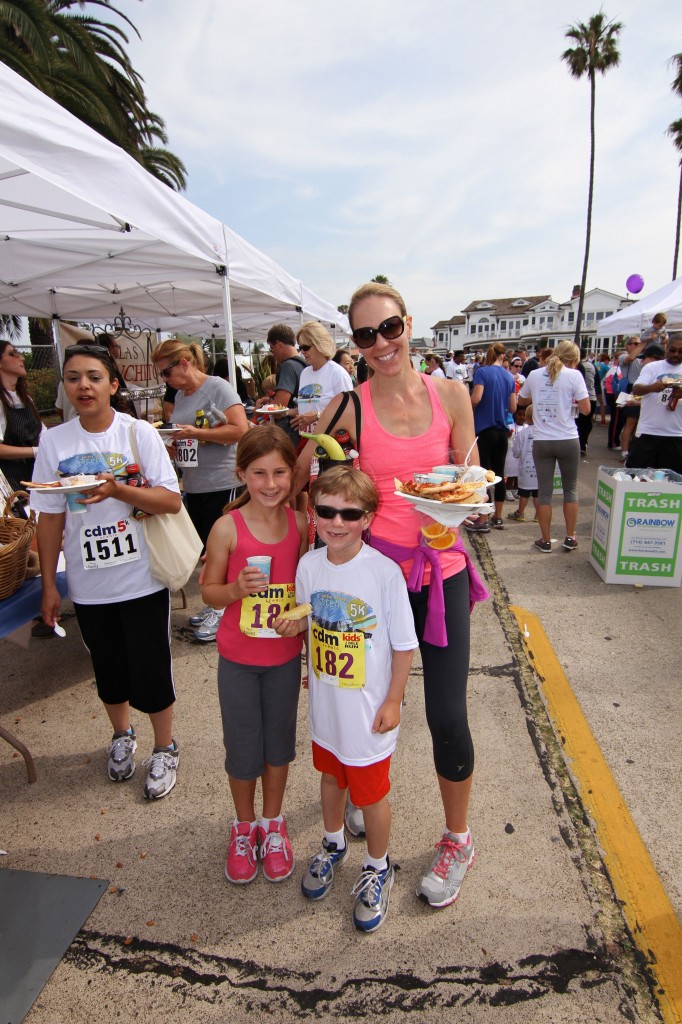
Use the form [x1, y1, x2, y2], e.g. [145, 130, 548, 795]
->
[296, 321, 335, 359]
[348, 282, 407, 327]
[151, 338, 206, 371]
[485, 342, 506, 365]
[545, 341, 580, 384]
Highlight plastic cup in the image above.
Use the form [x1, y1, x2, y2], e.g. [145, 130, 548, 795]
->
[246, 555, 272, 583]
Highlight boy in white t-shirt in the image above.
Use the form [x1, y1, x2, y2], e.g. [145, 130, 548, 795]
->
[507, 405, 539, 523]
[277, 465, 417, 932]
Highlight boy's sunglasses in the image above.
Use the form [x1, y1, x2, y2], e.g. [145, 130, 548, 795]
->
[351, 315, 406, 350]
[314, 504, 368, 522]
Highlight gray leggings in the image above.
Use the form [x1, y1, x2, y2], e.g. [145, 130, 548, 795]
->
[533, 438, 580, 504]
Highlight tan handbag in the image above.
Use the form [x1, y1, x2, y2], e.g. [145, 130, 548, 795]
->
[128, 424, 202, 591]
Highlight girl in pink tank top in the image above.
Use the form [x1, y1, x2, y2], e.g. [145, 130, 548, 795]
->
[201, 427, 307, 887]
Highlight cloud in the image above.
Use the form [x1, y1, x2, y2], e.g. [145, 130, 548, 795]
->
[121, 0, 682, 334]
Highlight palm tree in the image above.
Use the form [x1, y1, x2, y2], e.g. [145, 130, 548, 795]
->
[562, 12, 622, 345]
[0, 314, 22, 340]
[0, 0, 186, 189]
[668, 54, 682, 280]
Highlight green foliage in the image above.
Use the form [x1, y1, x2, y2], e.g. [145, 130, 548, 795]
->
[26, 367, 57, 413]
[0, 0, 186, 190]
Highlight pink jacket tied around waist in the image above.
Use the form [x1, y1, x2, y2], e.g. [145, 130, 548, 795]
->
[368, 533, 489, 647]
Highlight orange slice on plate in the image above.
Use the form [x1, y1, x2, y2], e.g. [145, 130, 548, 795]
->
[427, 529, 457, 550]
[420, 522, 448, 540]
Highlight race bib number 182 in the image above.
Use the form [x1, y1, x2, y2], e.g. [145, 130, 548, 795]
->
[311, 624, 366, 688]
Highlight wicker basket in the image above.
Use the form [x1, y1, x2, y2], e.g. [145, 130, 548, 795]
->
[0, 491, 38, 602]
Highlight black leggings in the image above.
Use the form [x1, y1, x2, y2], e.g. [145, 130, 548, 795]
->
[476, 426, 509, 503]
[409, 569, 473, 783]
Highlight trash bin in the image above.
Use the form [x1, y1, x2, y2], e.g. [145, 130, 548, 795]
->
[589, 466, 682, 586]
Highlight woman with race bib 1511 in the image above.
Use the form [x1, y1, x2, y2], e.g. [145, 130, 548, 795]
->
[294, 282, 489, 910]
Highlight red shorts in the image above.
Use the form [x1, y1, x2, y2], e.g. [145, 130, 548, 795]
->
[312, 742, 391, 807]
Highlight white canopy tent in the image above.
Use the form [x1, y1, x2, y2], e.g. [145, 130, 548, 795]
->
[595, 278, 682, 337]
[0, 62, 348, 382]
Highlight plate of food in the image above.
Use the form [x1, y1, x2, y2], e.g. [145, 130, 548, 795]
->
[24, 477, 106, 495]
[394, 477, 494, 526]
[259, 404, 289, 416]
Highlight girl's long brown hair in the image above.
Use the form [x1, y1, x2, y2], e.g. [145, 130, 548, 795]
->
[0, 341, 42, 424]
[223, 425, 297, 513]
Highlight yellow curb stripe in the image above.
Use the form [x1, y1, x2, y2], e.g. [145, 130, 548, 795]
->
[510, 606, 682, 1024]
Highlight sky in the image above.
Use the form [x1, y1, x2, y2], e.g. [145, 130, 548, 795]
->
[117, 0, 681, 338]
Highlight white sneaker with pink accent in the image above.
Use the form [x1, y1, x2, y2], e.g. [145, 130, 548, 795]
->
[416, 831, 475, 908]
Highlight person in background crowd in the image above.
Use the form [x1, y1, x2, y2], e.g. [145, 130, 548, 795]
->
[628, 333, 682, 473]
[151, 338, 249, 642]
[509, 357, 526, 393]
[423, 352, 446, 378]
[446, 351, 469, 386]
[0, 341, 46, 493]
[577, 348, 599, 456]
[618, 337, 647, 463]
[640, 312, 668, 350]
[290, 322, 353, 433]
[255, 324, 307, 450]
[213, 357, 249, 404]
[507, 404, 539, 523]
[468, 342, 516, 532]
[595, 352, 610, 424]
[518, 341, 590, 553]
[333, 348, 358, 386]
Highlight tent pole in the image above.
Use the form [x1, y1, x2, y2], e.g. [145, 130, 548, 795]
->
[218, 265, 237, 389]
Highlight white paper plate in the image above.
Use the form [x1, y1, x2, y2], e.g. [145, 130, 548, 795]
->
[395, 491, 495, 526]
[32, 479, 106, 495]
[156, 427, 182, 435]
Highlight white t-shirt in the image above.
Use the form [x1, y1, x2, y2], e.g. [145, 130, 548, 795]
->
[635, 360, 682, 437]
[511, 424, 538, 490]
[30, 412, 180, 604]
[297, 360, 353, 420]
[296, 543, 418, 766]
[54, 381, 78, 422]
[518, 367, 588, 441]
[429, 367, 446, 378]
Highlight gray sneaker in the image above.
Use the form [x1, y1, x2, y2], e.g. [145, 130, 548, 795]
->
[301, 838, 349, 900]
[351, 859, 395, 932]
[188, 605, 212, 627]
[107, 729, 137, 782]
[416, 832, 475, 908]
[344, 799, 366, 838]
[193, 608, 223, 642]
[143, 741, 179, 800]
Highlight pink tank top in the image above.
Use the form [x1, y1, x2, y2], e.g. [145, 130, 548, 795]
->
[216, 506, 303, 667]
[359, 375, 466, 583]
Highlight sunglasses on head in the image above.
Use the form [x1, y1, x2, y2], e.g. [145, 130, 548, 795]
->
[351, 315, 406, 350]
[314, 504, 368, 522]
[159, 358, 182, 379]
[298, 344, 312, 352]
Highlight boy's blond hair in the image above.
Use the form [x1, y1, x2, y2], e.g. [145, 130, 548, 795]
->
[309, 464, 379, 513]
[261, 373, 277, 394]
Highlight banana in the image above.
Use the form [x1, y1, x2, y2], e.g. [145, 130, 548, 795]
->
[301, 432, 347, 461]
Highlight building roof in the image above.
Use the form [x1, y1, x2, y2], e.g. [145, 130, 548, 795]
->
[461, 295, 552, 315]
[431, 315, 466, 330]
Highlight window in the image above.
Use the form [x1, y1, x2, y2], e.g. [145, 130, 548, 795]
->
[500, 320, 507, 329]
[596, 311, 605, 320]
[586, 312, 594, 322]
[439, 332, 445, 342]
[568, 311, 575, 323]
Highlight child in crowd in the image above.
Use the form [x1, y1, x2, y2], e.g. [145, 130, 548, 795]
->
[507, 404, 539, 523]
[504, 406, 525, 499]
[277, 465, 418, 932]
[201, 426, 308, 885]
[252, 375, 278, 425]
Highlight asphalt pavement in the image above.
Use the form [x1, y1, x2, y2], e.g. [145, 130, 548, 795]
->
[0, 416, 679, 1024]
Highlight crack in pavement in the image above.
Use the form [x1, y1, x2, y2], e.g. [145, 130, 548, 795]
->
[68, 931, 622, 1015]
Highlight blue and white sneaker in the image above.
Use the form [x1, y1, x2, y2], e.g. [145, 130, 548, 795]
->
[344, 799, 366, 838]
[107, 728, 137, 782]
[143, 741, 179, 800]
[351, 859, 395, 932]
[188, 605, 212, 627]
[301, 838, 349, 900]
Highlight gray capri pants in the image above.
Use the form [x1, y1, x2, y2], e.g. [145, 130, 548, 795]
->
[533, 437, 581, 504]
[217, 655, 301, 780]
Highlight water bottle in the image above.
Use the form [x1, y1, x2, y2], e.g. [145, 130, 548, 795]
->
[208, 402, 228, 425]
[125, 464, 150, 520]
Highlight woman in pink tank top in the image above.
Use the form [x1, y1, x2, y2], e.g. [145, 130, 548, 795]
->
[295, 282, 488, 911]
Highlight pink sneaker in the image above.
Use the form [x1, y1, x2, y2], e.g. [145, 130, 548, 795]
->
[259, 818, 295, 882]
[225, 821, 259, 884]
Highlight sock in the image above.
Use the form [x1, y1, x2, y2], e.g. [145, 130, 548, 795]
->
[364, 852, 388, 872]
[153, 738, 178, 754]
[324, 827, 346, 850]
[260, 814, 283, 830]
[447, 827, 471, 845]
[233, 818, 258, 830]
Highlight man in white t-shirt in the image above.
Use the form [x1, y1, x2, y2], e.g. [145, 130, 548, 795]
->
[446, 351, 469, 385]
[629, 334, 682, 473]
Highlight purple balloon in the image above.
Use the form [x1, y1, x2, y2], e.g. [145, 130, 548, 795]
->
[626, 274, 644, 294]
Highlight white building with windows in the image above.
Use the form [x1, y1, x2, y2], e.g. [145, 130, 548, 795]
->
[432, 287, 632, 354]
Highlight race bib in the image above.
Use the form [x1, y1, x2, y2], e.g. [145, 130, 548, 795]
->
[311, 624, 366, 689]
[239, 583, 296, 638]
[80, 517, 141, 569]
[175, 439, 198, 467]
